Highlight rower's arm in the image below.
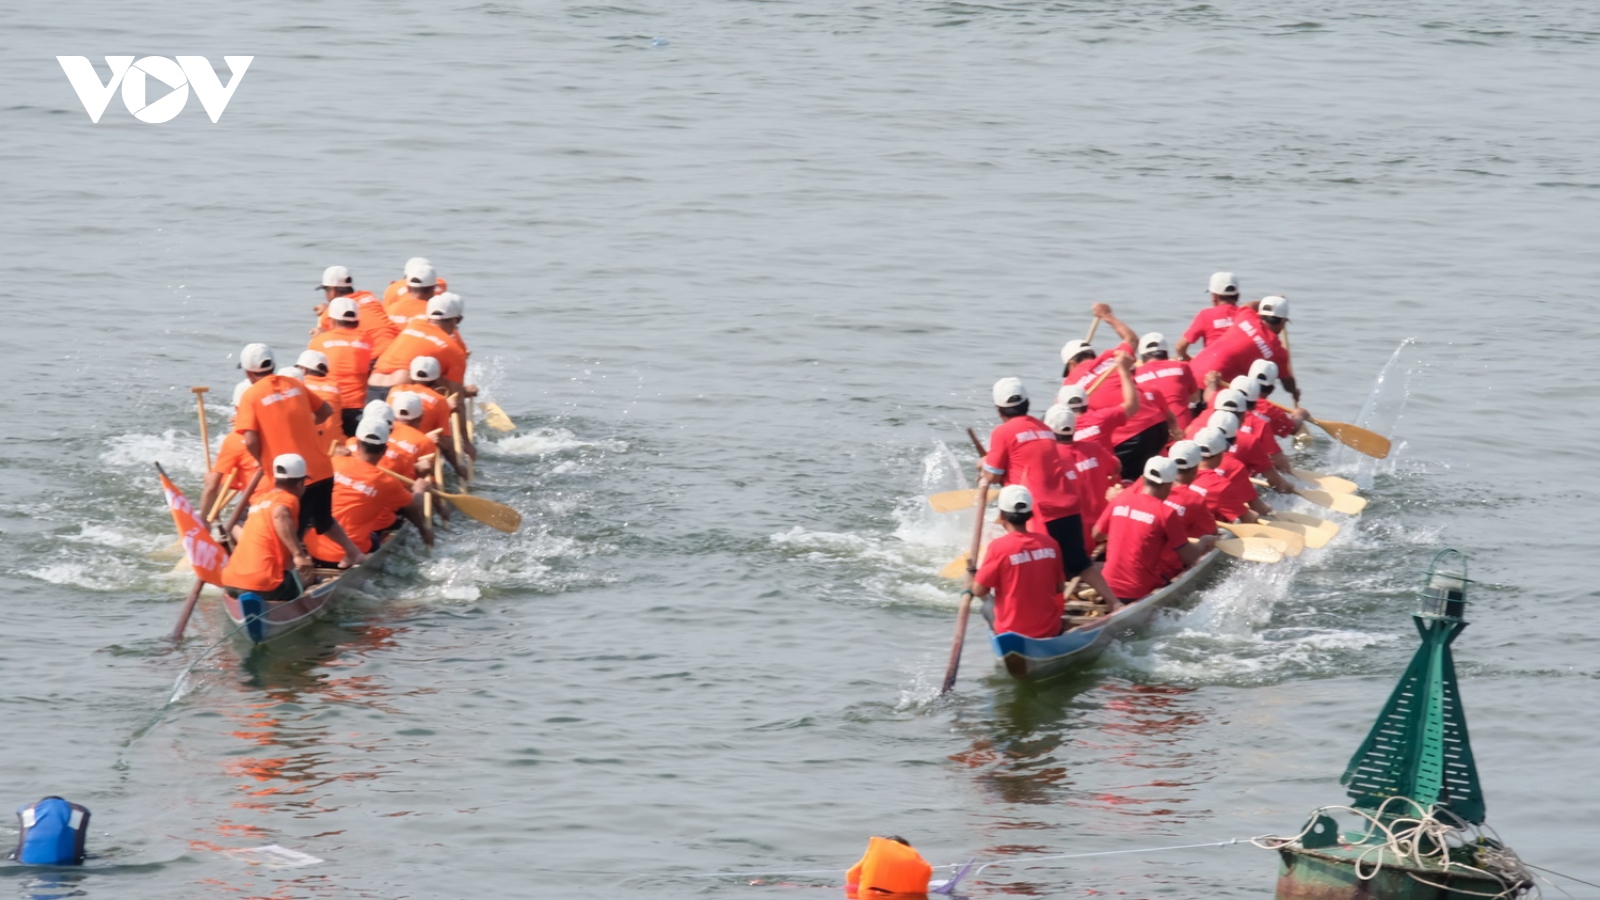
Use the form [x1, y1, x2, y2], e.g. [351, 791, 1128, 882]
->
[313, 400, 333, 425]
[242, 430, 262, 464]
[198, 472, 223, 523]
[1116, 356, 1139, 417]
[1174, 336, 1193, 361]
[1101, 310, 1138, 348]
[271, 504, 309, 569]
[1178, 535, 1216, 564]
[1281, 374, 1301, 404]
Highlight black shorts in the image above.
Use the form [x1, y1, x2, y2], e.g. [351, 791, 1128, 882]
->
[225, 570, 302, 601]
[340, 407, 363, 439]
[1113, 421, 1170, 481]
[1044, 514, 1093, 578]
[298, 476, 336, 537]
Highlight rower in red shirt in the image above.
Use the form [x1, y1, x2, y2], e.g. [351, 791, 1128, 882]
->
[980, 378, 1121, 609]
[1175, 271, 1242, 361]
[1165, 439, 1219, 540]
[1249, 359, 1309, 439]
[967, 485, 1067, 638]
[1093, 457, 1216, 604]
[1132, 332, 1198, 431]
[1183, 388, 1251, 441]
[1061, 304, 1166, 480]
[1188, 295, 1299, 402]
[1056, 383, 1120, 456]
[1191, 422, 1273, 523]
[1228, 375, 1295, 493]
[1043, 404, 1119, 549]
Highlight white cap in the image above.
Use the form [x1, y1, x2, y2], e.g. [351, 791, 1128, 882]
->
[240, 343, 275, 373]
[1229, 374, 1261, 402]
[1138, 332, 1169, 356]
[296, 350, 330, 376]
[1209, 271, 1239, 296]
[406, 263, 438, 288]
[1060, 340, 1094, 366]
[328, 296, 360, 321]
[1043, 404, 1077, 436]
[403, 257, 432, 276]
[279, 366, 306, 381]
[272, 453, 307, 479]
[354, 416, 391, 445]
[992, 377, 1027, 409]
[1194, 427, 1229, 457]
[410, 356, 442, 381]
[996, 484, 1033, 514]
[390, 392, 424, 422]
[1249, 359, 1279, 385]
[1208, 409, 1240, 439]
[1143, 456, 1178, 485]
[363, 399, 396, 424]
[1168, 440, 1203, 469]
[231, 380, 251, 407]
[1056, 384, 1088, 412]
[1259, 295, 1289, 320]
[318, 265, 352, 289]
[426, 292, 464, 320]
[1214, 388, 1249, 414]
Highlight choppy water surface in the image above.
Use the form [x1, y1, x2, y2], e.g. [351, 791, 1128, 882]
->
[3, 2, 1599, 897]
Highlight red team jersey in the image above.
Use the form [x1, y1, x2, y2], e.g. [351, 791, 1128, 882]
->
[1066, 343, 1164, 443]
[984, 416, 1078, 522]
[1233, 411, 1280, 475]
[1094, 489, 1189, 601]
[1188, 307, 1294, 386]
[1182, 303, 1241, 350]
[1134, 359, 1198, 427]
[1191, 453, 1257, 522]
[975, 530, 1065, 638]
[1256, 398, 1299, 437]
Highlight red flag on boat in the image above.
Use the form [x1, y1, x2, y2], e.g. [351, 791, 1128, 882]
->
[157, 467, 228, 586]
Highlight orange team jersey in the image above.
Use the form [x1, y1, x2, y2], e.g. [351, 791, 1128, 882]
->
[349, 435, 419, 479]
[389, 383, 451, 436]
[302, 375, 345, 438]
[308, 329, 374, 409]
[304, 455, 413, 559]
[220, 488, 301, 592]
[383, 277, 446, 305]
[374, 320, 466, 382]
[211, 431, 263, 495]
[390, 421, 438, 467]
[317, 292, 400, 358]
[403, 314, 469, 358]
[235, 375, 335, 484]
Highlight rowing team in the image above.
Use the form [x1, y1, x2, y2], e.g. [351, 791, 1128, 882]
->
[200, 258, 486, 606]
[964, 274, 1329, 640]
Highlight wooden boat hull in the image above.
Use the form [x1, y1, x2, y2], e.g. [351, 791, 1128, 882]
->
[989, 549, 1222, 682]
[221, 529, 403, 646]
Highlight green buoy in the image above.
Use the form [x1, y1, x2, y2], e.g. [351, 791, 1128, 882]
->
[1266, 549, 1534, 899]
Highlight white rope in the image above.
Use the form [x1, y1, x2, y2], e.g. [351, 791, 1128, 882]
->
[1253, 798, 1536, 900]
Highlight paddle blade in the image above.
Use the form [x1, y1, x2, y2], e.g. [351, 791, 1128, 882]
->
[1215, 537, 1285, 563]
[1291, 468, 1359, 494]
[938, 554, 969, 580]
[1261, 511, 1338, 548]
[1217, 522, 1304, 556]
[441, 491, 521, 533]
[1312, 417, 1391, 459]
[1296, 487, 1367, 515]
[481, 401, 516, 433]
[929, 488, 984, 514]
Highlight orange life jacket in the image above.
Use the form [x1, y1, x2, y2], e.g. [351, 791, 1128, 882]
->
[845, 837, 932, 897]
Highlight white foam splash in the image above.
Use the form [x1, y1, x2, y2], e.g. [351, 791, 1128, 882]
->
[102, 429, 210, 478]
[480, 427, 627, 457]
[26, 560, 147, 591]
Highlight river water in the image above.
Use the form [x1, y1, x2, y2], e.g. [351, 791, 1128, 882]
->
[3, 2, 1598, 897]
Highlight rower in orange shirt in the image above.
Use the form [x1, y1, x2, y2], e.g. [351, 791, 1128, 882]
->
[350, 401, 420, 478]
[235, 343, 365, 569]
[313, 265, 398, 355]
[220, 454, 313, 602]
[388, 357, 452, 436]
[199, 380, 262, 521]
[383, 260, 443, 328]
[369, 293, 471, 395]
[308, 298, 375, 437]
[304, 417, 433, 565]
[293, 351, 345, 436]
[388, 393, 439, 477]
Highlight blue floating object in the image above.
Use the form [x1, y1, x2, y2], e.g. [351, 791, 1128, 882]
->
[650, 37, 669, 47]
[12, 797, 90, 866]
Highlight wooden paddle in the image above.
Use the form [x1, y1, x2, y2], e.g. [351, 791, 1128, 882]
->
[464, 396, 477, 443]
[1290, 467, 1358, 494]
[1259, 511, 1338, 548]
[940, 481, 991, 695]
[1252, 478, 1367, 515]
[1218, 522, 1304, 556]
[1085, 315, 1100, 345]
[170, 469, 262, 642]
[1212, 536, 1286, 563]
[380, 467, 520, 533]
[192, 387, 213, 470]
[929, 488, 990, 514]
[452, 409, 473, 483]
[481, 400, 516, 433]
[1272, 401, 1390, 459]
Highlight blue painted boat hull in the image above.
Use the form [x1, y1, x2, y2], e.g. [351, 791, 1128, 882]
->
[990, 549, 1222, 682]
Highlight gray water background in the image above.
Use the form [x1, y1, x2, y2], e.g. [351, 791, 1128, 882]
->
[2, 1, 1599, 897]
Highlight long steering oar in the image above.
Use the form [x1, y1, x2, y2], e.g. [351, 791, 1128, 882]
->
[940, 481, 991, 695]
[380, 467, 520, 533]
[170, 468, 261, 643]
[1274, 401, 1390, 459]
[1218, 522, 1304, 556]
[1253, 477, 1367, 515]
[192, 386, 213, 470]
